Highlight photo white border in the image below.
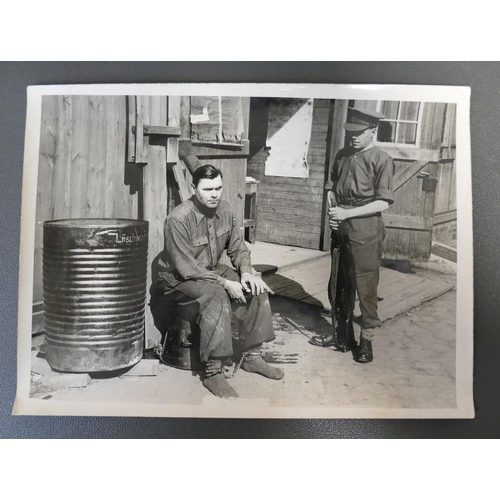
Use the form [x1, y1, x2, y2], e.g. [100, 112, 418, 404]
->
[13, 83, 474, 418]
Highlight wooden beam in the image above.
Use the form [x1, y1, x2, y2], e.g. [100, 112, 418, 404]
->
[421, 162, 439, 260]
[173, 161, 192, 202]
[126, 96, 137, 162]
[179, 96, 191, 139]
[433, 210, 457, 225]
[135, 97, 146, 163]
[180, 154, 201, 174]
[378, 146, 440, 163]
[431, 242, 457, 263]
[321, 99, 348, 252]
[383, 214, 433, 231]
[167, 96, 181, 163]
[178, 139, 250, 158]
[394, 160, 428, 191]
[139, 125, 181, 136]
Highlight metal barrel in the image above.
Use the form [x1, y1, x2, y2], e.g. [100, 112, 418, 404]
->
[43, 219, 149, 372]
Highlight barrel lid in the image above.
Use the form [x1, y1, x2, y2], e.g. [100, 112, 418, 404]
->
[44, 219, 148, 228]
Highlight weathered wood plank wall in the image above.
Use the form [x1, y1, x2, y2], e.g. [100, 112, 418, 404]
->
[247, 98, 330, 249]
[34, 95, 138, 312]
[432, 103, 457, 246]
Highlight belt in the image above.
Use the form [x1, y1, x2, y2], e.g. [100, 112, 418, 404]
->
[337, 198, 371, 208]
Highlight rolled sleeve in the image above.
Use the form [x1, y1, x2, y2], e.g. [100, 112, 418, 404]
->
[374, 156, 395, 205]
[165, 217, 224, 284]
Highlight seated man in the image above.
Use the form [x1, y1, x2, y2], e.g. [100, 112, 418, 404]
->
[151, 164, 284, 398]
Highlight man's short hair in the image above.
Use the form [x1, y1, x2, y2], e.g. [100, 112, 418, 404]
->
[192, 164, 223, 187]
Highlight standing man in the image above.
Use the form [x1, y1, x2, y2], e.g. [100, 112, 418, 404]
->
[311, 107, 394, 363]
[151, 165, 284, 399]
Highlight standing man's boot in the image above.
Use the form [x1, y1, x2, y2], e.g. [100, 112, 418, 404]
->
[310, 333, 336, 348]
[356, 337, 373, 363]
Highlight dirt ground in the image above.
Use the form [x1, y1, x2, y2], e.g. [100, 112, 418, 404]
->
[30, 267, 456, 412]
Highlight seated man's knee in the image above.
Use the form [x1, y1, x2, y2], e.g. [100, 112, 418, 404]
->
[210, 284, 231, 305]
[247, 289, 269, 305]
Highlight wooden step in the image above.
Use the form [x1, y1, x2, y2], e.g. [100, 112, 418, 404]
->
[432, 242, 457, 263]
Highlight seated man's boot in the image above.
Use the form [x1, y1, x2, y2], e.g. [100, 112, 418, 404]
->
[241, 345, 284, 380]
[310, 333, 336, 348]
[202, 359, 239, 398]
[356, 337, 373, 363]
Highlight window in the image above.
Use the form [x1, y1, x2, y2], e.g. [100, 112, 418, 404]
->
[190, 96, 244, 146]
[376, 101, 422, 146]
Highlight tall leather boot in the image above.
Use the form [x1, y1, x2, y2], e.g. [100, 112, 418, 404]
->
[356, 337, 373, 363]
[311, 332, 336, 347]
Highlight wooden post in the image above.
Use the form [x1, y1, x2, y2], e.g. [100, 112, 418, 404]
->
[422, 162, 439, 260]
[137, 96, 170, 349]
[127, 96, 137, 163]
[321, 99, 348, 252]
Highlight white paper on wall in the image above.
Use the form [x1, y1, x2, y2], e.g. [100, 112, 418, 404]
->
[264, 98, 314, 178]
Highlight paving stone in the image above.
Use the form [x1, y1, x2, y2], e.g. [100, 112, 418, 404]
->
[31, 334, 46, 351]
[31, 351, 53, 376]
[120, 359, 159, 377]
[41, 373, 91, 390]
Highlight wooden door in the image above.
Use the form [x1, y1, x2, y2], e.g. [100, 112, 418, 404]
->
[381, 156, 439, 261]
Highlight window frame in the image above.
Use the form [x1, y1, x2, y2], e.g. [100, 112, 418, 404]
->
[374, 100, 425, 149]
[190, 96, 245, 148]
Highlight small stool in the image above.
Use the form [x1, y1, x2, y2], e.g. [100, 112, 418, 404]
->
[160, 316, 203, 371]
[244, 180, 259, 243]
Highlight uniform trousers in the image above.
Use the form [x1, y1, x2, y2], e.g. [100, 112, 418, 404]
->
[329, 212, 385, 346]
[151, 265, 275, 362]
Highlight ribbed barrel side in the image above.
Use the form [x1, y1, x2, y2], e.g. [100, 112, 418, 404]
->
[43, 219, 149, 372]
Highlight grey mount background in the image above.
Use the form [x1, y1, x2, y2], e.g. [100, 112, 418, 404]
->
[1, 62, 496, 438]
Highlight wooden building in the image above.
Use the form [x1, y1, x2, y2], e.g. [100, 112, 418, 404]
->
[247, 97, 457, 260]
[33, 93, 457, 348]
[33, 95, 251, 346]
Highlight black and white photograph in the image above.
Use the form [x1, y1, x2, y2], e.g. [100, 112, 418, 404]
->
[13, 83, 473, 418]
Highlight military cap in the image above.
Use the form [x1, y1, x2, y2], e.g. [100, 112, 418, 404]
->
[343, 107, 386, 131]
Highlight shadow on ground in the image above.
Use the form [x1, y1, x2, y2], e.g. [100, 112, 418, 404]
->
[268, 295, 331, 343]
